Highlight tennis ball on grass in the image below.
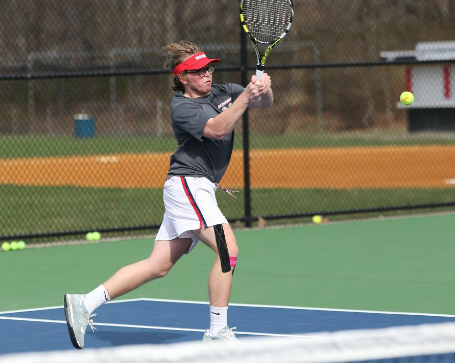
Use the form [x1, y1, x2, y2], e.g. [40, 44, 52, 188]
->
[10, 241, 18, 251]
[2, 242, 11, 252]
[400, 91, 414, 105]
[312, 215, 322, 224]
[92, 232, 101, 241]
[17, 241, 26, 250]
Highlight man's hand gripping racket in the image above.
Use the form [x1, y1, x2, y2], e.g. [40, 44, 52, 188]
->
[244, 73, 272, 102]
[240, 0, 294, 100]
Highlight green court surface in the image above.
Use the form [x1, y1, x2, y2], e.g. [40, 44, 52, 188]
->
[0, 213, 454, 314]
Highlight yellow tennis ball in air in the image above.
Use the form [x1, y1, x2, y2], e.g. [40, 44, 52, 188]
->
[1, 242, 11, 252]
[312, 215, 322, 224]
[17, 241, 26, 250]
[92, 232, 101, 241]
[10, 241, 18, 251]
[86, 232, 94, 241]
[400, 91, 414, 105]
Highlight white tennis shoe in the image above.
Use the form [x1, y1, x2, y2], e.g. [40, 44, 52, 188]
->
[203, 326, 237, 342]
[64, 294, 96, 349]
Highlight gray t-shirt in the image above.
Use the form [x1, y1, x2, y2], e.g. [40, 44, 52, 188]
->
[167, 83, 245, 183]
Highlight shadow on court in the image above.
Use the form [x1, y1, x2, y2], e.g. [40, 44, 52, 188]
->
[92, 330, 193, 346]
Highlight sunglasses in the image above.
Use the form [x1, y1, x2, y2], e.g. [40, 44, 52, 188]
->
[185, 65, 215, 78]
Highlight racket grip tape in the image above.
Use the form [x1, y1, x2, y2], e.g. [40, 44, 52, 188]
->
[255, 69, 263, 101]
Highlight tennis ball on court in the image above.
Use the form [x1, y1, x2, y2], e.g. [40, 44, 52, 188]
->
[400, 91, 414, 105]
[1, 242, 11, 252]
[312, 215, 322, 224]
[92, 231, 101, 241]
[10, 241, 18, 251]
[17, 241, 26, 250]
[86, 232, 94, 241]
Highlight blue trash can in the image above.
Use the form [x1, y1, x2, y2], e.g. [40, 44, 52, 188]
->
[75, 114, 95, 138]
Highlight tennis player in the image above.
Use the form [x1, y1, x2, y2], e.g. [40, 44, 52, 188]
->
[64, 40, 273, 348]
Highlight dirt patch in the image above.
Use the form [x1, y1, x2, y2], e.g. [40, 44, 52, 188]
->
[0, 146, 454, 189]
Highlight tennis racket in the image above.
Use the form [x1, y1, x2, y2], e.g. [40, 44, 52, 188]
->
[240, 0, 294, 99]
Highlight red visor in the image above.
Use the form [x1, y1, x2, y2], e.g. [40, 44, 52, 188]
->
[172, 52, 220, 76]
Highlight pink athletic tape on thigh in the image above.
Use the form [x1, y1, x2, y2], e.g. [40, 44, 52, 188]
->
[230, 257, 237, 267]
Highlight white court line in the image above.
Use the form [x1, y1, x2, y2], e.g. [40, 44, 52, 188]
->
[0, 316, 312, 338]
[1, 297, 455, 318]
[139, 298, 455, 318]
[0, 298, 146, 315]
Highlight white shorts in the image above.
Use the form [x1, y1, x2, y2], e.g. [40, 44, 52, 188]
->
[155, 176, 228, 253]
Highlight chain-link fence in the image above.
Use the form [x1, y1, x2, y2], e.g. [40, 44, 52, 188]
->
[1, 0, 455, 241]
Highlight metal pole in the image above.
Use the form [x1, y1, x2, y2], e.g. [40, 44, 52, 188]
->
[312, 43, 324, 134]
[109, 49, 117, 136]
[240, 25, 252, 228]
[27, 53, 35, 134]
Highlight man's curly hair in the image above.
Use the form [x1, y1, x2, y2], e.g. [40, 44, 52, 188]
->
[163, 41, 203, 92]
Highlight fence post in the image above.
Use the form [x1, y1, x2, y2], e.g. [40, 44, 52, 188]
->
[27, 53, 35, 134]
[109, 49, 117, 136]
[240, 25, 252, 228]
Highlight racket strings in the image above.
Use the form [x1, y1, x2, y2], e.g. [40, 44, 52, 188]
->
[243, 0, 292, 43]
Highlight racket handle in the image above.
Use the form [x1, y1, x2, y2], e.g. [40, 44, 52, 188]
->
[255, 69, 263, 80]
[255, 69, 263, 101]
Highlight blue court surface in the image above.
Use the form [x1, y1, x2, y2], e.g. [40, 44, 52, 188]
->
[1, 298, 455, 355]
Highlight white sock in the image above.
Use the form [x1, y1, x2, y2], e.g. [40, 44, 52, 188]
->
[84, 285, 110, 315]
[210, 306, 228, 336]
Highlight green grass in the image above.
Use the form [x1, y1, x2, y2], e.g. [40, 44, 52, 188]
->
[0, 135, 178, 158]
[225, 188, 455, 218]
[1, 130, 454, 241]
[1, 129, 455, 158]
[0, 185, 163, 237]
[1, 184, 454, 240]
